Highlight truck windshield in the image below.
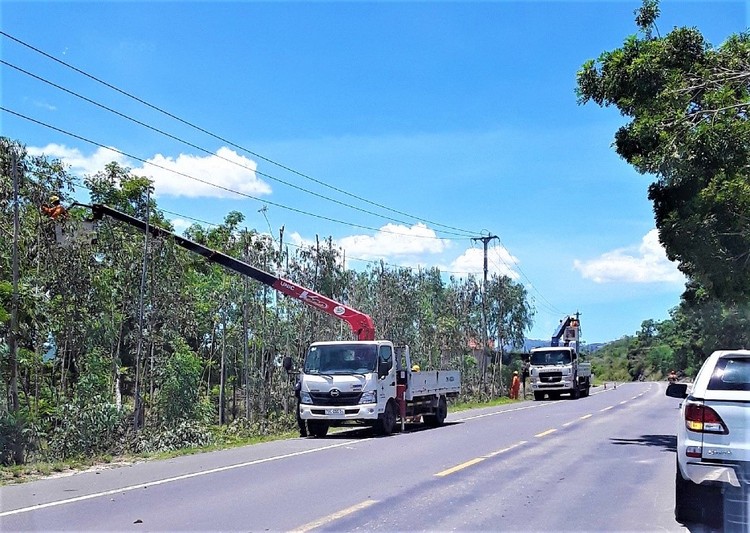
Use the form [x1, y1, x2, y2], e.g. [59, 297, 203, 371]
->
[304, 344, 378, 374]
[530, 350, 572, 366]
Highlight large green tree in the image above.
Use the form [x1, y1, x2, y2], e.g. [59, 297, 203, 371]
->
[577, 0, 750, 300]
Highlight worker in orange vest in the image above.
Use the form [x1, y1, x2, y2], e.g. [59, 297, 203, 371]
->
[510, 370, 521, 400]
[41, 195, 68, 220]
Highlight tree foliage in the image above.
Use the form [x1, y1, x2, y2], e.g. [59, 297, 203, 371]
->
[577, 1, 750, 300]
[0, 138, 535, 464]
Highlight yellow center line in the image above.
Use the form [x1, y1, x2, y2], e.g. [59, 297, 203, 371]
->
[435, 457, 485, 477]
[434, 441, 527, 477]
[290, 499, 378, 533]
[535, 428, 557, 438]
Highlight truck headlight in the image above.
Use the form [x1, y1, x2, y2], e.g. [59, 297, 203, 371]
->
[300, 391, 312, 405]
[359, 390, 377, 404]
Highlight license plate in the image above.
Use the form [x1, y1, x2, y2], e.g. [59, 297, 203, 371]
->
[326, 408, 344, 415]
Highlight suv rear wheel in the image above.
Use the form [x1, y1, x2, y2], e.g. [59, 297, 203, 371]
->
[675, 459, 722, 526]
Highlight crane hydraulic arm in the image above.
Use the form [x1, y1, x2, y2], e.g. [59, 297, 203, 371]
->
[88, 203, 376, 341]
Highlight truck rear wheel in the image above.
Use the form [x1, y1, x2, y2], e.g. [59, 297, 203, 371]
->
[375, 401, 397, 436]
[307, 421, 329, 438]
[424, 396, 447, 427]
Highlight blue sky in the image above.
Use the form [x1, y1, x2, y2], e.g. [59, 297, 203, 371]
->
[2, 1, 747, 343]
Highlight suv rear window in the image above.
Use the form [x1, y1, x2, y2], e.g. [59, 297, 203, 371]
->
[708, 356, 750, 391]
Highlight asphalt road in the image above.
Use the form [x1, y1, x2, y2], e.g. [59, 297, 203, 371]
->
[0, 382, 721, 532]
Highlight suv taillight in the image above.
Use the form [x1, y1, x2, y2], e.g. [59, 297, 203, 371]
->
[684, 402, 729, 434]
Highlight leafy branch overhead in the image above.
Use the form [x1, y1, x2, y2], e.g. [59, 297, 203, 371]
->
[576, 0, 750, 300]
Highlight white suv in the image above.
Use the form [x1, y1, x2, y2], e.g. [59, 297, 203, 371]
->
[666, 349, 750, 528]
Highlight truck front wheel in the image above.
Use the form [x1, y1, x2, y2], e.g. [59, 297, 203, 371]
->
[307, 421, 329, 438]
[533, 392, 544, 401]
[375, 401, 397, 436]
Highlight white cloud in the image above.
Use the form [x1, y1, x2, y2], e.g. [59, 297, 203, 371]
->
[448, 246, 520, 280]
[337, 223, 450, 261]
[131, 147, 270, 199]
[573, 229, 685, 284]
[170, 218, 192, 233]
[28, 144, 128, 176]
[287, 224, 451, 269]
[28, 144, 271, 200]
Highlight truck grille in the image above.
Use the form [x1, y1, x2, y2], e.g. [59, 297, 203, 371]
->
[540, 372, 563, 383]
[309, 391, 363, 406]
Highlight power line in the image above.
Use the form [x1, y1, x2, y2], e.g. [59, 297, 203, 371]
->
[0, 30, 477, 238]
[2, 106, 468, 242]
[486, 240, 566, 317]
[1, 31, 565, 311]
[68, 179, 492, 278]
[0, 58, 475, 239]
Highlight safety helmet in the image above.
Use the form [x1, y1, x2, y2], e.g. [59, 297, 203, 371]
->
[411, 364, 420, 372]
[50, 195, 60, 203]
[513, 370, 518, 375]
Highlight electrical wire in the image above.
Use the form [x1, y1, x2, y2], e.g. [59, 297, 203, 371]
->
[2, 106, 466, 241]
[1, 30, 567, 314]
[0, 30, 478, 238]
[1, 58, 475, 239]
[69, 177, 487, 277]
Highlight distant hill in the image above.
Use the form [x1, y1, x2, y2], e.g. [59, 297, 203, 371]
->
[515, 339, 609, 353]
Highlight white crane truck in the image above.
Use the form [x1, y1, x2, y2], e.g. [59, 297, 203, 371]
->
[529, 315, 591, 400]
[292, 341, 460, 437]
[68, 204, 461, 437]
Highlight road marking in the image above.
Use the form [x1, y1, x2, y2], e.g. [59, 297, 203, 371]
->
[482, 440, 527, 459]
[563, 413, 591, 427]
[454, 402, 544, 422]
[435, 457, 485, 477]
[434, 441, 527, 477]
[290, 499, 378, 533]
[535, 428, 557, 438]
[0, 440, 362, 518]
[600, 406, 614, 412]
[619, 400, 628, 405]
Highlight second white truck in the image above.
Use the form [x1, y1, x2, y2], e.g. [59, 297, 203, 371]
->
[529, 315, 591, 400]
[529, 345, 591, 400]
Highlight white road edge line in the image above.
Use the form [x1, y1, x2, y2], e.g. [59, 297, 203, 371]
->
[290, 499, 378, 533]
[0, 440, 361, 518]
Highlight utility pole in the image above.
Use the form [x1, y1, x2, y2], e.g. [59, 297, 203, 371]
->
[9, 149, 20, 416]
[242, 229, 251, 420]
[471, 234, 498, 392]
[133, 187, 151, 431]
